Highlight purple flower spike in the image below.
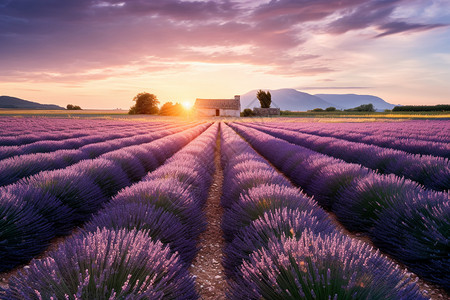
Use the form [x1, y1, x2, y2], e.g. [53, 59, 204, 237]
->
[113, 178, 206, 239]
[101, 150, 146, 182]
[221, 169, 291, 208]
[222, 184, 318, 242]
[0, 193, 54, 272]
[228, 231, 427, 300]
[334, 173, 422, 232]
[2, 184, 75, 235]
[4, 229, 198, 299]
[68, 158, 131, 197]
[371, 190, 450, 290]
[224, 207, 337, 279]
[84, 202, 198, 264]
[22, 169, 107, 223]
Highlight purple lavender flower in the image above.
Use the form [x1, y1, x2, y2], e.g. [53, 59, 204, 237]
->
[100, 150, 146, 182]
[371, 190, 450, 291]
[112, 178, 206, 239]
[334, 173, 422, 232]
[307, 162, 370, 209]
[68, 158, 131, 197]
[84, 202, 198, 264]
[4, 229, 198, 299]
[224, 207, 337, 279]
[0, 193, 54, 272]
[228, 232, 426, 300]
[21, 169, 107, 223]
[222, 184, 318, 242]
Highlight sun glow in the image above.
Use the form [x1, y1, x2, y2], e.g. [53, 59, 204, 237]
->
[182, 101, 193, 110]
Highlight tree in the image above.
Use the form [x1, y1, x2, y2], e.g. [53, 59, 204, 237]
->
[242, 108, 254, 117]
[129, 92, 159, 115]
[325, 107, 337, 112]
[345, 103, 375, 112]
[159, 102, 184, 116]
[67, 104, 82, 110]
[256, 90, 271, 108]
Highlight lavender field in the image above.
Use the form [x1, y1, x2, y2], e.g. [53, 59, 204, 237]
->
[0, 116, 448, 299]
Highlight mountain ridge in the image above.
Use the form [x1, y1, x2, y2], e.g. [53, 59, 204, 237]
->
[240, 89, 395, 111]
[0, 96, 65, 110]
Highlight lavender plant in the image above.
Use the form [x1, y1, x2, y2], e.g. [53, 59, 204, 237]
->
[68, 158, 131, 197]
[229, 232, 427, 300]
[334, 173, 422, 232]
[84, 202, 198, 264]
[3, 229, 198, 299]
[371, 190, 450, 290]
[224, 207, 337, 279]
[222, 184, 317, 242]
[0, 194, 54, 272]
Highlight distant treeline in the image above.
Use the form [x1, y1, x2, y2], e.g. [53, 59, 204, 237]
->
[393, 105, 450, 112]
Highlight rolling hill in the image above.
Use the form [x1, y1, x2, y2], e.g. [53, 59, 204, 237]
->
[240, 89, 395, 111]
[0, 96, 65, 110]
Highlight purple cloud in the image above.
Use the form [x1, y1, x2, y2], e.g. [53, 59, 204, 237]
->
[0, 0, 447, 81]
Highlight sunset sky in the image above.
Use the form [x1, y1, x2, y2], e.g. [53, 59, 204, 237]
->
[1, 0, 449, 109]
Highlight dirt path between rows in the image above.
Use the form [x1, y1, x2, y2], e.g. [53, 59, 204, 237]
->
[190, 134, 227, 299]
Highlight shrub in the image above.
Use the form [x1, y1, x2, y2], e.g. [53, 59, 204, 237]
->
[228, 232, 426, 299]
[101, 151, 147, 182]
[3, 184, 75, 235]
[370, 190, 450, 290]
[307, 163, 370, 210]
[0, 193, 54, 272]
[242, 108, 254, 117]
[84, 202, 197, 264]
[224, 207, 336, 279]
[22, 169, 107, 222]
[222, 184, 317, 242]
[221, 169, 290, 208]
[112, 178, 206, 239]
[68, 158, 131, 197]
[4, 229, 198, 299]
[334, 173, 422, 232]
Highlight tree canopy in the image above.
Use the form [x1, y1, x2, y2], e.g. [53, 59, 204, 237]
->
[67, 104, 82, 110]
[345, 103, 375, 112]
[256, 90, 271, 108]
[159, 102, 184, 116]
[129, 92, 160, 115]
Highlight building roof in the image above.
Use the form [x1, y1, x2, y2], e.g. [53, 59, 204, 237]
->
[194, 98, 240, 110]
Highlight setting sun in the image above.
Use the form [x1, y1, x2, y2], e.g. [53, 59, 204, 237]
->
[182, 101, 193, 110]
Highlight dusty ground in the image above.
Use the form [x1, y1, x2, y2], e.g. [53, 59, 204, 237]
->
[190, 136, 227, 299]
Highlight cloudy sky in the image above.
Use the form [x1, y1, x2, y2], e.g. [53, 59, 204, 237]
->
[1, 0, 449, 109]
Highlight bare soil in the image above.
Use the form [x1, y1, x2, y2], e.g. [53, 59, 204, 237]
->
[190, 135, 227, 299]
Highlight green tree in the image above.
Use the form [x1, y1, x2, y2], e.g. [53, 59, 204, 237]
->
[242, 108, 254, 117]
[325, 106, 336, 112]
[256, 90, 271, 108]
[345, 103, 375, 112]
[67, 104, 82, 110]
[129, 92, 160, 115]
[159, 102, 184, 116]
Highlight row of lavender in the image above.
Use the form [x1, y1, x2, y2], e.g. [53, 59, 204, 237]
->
[0, 118, 165, 145]
[230, 123, 449, 291]
[0, 121, 181, 160]
[261, 120, 449, 158]
[242, 122, 449, 191]
[274, 119, 450, 144]
[0, 122, 197, 187]
[220, 123, 426, 299]
[2, 123, 218, 299]
[0, 123, 209, 273]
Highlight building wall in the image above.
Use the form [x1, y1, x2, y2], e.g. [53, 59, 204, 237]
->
[253, 107, 280, 116]
[195, 108, 240, 117]
[221, 109, 240, 117]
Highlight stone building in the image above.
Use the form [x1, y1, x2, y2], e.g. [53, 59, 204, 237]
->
[194, 95, 241, 117]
